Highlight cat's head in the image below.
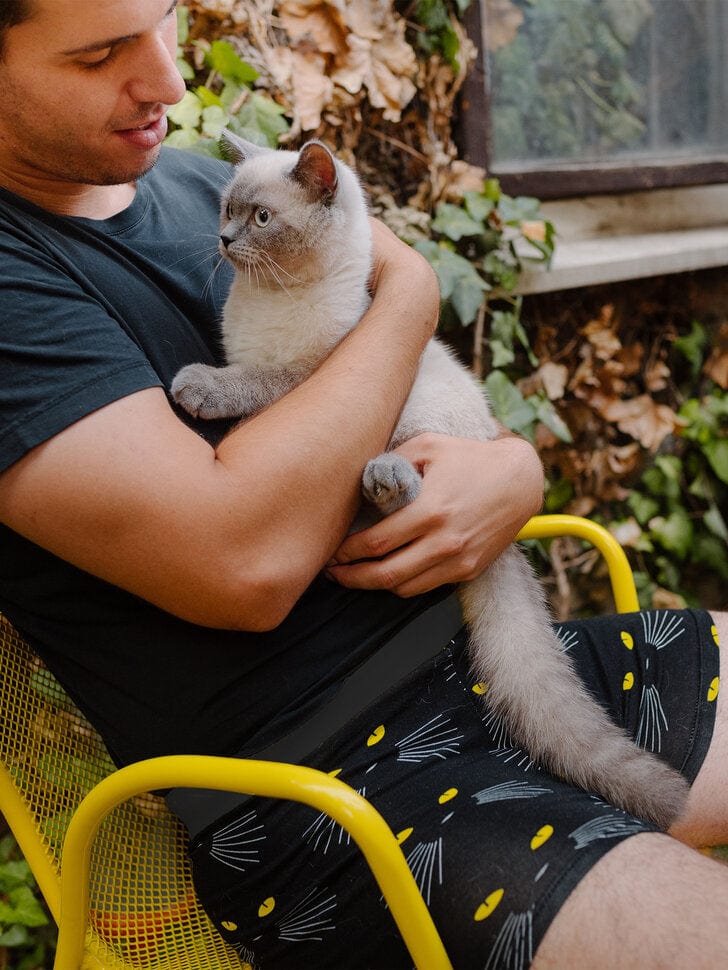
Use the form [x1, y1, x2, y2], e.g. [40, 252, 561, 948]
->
[217, 130, 369, 286]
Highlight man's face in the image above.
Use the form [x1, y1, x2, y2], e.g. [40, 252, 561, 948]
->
[0, 0, 187, 187]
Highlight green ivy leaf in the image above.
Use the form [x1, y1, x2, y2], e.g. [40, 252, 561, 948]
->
[535, 396, 573, 442]
[431, 202, 484, 241]
[414, 241, 489, 326]
[463, 191, 494, 223]
[166, 90, 202, 128]
[0, 885, 48, 929]
[206, 40, 258, 84]
[483, 371, 538, 438]
[704, 502, 728, 541]
[648, 510, 694, 560]
[627, 491, 660, 524]
[673, 320, 708, 378]
[704, 437, 728, 484]
[498, 194, 542, 224]
[201, 105, 228, 139]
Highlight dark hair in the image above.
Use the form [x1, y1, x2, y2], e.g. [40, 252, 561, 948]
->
[0, 0, 33, 58]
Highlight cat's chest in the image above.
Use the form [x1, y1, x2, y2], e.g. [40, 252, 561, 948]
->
[221, 273, 368, 369]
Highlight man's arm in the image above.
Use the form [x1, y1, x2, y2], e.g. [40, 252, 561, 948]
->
[0, 223, 439, 631]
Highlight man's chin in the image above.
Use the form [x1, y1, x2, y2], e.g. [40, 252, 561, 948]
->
[94, 147, 162, 186]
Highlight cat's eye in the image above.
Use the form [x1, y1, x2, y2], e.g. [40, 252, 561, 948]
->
[226, 201, 234, 220]
[254, 207, 271, 228]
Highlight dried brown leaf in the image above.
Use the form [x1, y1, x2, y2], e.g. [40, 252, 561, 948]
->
[600, 394, 681, 451]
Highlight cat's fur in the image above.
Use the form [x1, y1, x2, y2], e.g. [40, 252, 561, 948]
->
[171, 132, 689, 829]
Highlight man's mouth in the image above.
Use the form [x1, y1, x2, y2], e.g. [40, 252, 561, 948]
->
[114, 114, 168, 149]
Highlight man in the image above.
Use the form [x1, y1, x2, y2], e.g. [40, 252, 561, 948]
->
[0, 2, 725, 969]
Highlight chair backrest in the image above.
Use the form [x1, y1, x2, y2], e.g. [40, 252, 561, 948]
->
[0, 614, 247, 969]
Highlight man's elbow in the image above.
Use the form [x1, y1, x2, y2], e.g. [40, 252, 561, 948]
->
[184, 560, 309, 632]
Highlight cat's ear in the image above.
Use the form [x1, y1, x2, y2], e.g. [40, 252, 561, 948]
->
[290, 141, 338, 205]
[219, 128, 266, 165]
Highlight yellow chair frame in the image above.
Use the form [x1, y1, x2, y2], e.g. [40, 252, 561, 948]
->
[0, 514, 637, 970]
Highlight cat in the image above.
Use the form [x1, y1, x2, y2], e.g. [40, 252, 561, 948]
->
[171, 131, 689, 829]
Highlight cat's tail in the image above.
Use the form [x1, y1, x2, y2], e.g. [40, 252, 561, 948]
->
[459, 547, 690, 830]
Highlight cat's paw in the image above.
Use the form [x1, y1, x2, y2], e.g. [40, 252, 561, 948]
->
[362, 454, 422, 515]
[171, 363, 242, 420]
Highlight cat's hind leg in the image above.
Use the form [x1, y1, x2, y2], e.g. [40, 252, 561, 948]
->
[362, 454, 422, 516]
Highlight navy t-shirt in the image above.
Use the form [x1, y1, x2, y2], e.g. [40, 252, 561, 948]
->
[0, 147, 442, 768]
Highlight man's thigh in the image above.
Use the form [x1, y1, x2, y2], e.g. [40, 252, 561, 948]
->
[534, 832, 728, 970]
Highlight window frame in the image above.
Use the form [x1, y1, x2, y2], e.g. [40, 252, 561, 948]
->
[457, 0, 728, 200]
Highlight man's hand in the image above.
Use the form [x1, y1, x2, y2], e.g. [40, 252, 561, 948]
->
[326, 432, 544, 597]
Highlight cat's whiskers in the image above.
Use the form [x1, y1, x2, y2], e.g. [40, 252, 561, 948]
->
[201, 254, 227, 302]
[256, 251, 303, 297]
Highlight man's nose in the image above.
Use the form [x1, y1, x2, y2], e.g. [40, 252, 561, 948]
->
[126, 33, 187, 107]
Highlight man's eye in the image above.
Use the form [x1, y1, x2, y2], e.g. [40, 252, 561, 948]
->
[255, 208, 271, 227]
[78, 47, 116, 69]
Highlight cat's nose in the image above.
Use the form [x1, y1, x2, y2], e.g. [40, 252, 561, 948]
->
[220, 232, 234, 249]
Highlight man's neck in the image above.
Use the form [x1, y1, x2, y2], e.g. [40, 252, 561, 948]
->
[0, 168, 136, 220]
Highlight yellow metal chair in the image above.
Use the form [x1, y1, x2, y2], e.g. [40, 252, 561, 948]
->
[0, 515, 638, 970]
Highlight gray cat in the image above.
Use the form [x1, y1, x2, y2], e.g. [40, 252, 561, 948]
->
[171, 132, 688, 829]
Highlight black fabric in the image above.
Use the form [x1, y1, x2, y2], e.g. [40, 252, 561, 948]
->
[0, 146, 445, 768]
[188, 608, 720, 970]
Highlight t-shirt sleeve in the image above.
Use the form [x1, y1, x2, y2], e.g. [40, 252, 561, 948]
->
[0, 241, 163, 472]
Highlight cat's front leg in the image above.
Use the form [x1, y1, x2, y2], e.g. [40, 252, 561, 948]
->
[362, 453, 422, 517]
[171, 363, 300, 420]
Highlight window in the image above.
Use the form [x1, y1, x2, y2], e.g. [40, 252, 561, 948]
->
[459, 0, 728, 198]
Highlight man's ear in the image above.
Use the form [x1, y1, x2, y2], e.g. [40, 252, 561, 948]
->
[219, 128, 267, 165]
[290, 140, 338, 204]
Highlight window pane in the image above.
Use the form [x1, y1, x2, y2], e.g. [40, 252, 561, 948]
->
[486, 0, 728, 170]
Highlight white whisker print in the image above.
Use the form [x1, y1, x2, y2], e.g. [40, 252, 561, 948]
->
[555, 626, 579, 654]
[395, 714, 463, 763]
[230, 941, 258, 967]
[482, 704, 512, 748]
[636, 683, 668, 752]
[492, 747, 535, 771]
[209, 809, 265, 872]
[484, 908, 534, 970]
[301, 787, 366, 853]
[472, 781, 552, 806]
[569, 815, 647, 850]
[276, 887, 337, 943]
[641, 611, 686, 650]
[404, 838, 443, 905]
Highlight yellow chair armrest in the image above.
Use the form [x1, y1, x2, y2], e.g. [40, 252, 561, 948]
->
[516, 514, 639, 614]
[55, 756, 452, 970]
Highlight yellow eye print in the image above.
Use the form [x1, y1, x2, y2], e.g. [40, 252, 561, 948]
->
[472, 682, 488, 695]
[530, 824, 554, 850]
[221, 920, 238, 932]
[258, 897, 275, 918]
[707, 677, 719, 702]
[474, 888, 504, 921]
[711, 624, 720, 647]
[367, 725, 385, 746]
[620, 631, 634, 650]
[623, 671, 634, 691]
[396, 827, 413, 845]
[438, 788, 458, 804]
[327, 768, 342, 778]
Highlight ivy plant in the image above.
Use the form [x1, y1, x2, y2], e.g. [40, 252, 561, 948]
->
[0, 833, 54, 970]
[414, 180, 563, 445]
[166, 6, 289, 155]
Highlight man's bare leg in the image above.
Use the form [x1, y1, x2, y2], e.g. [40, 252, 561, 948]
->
[534, 611, 728, 970]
